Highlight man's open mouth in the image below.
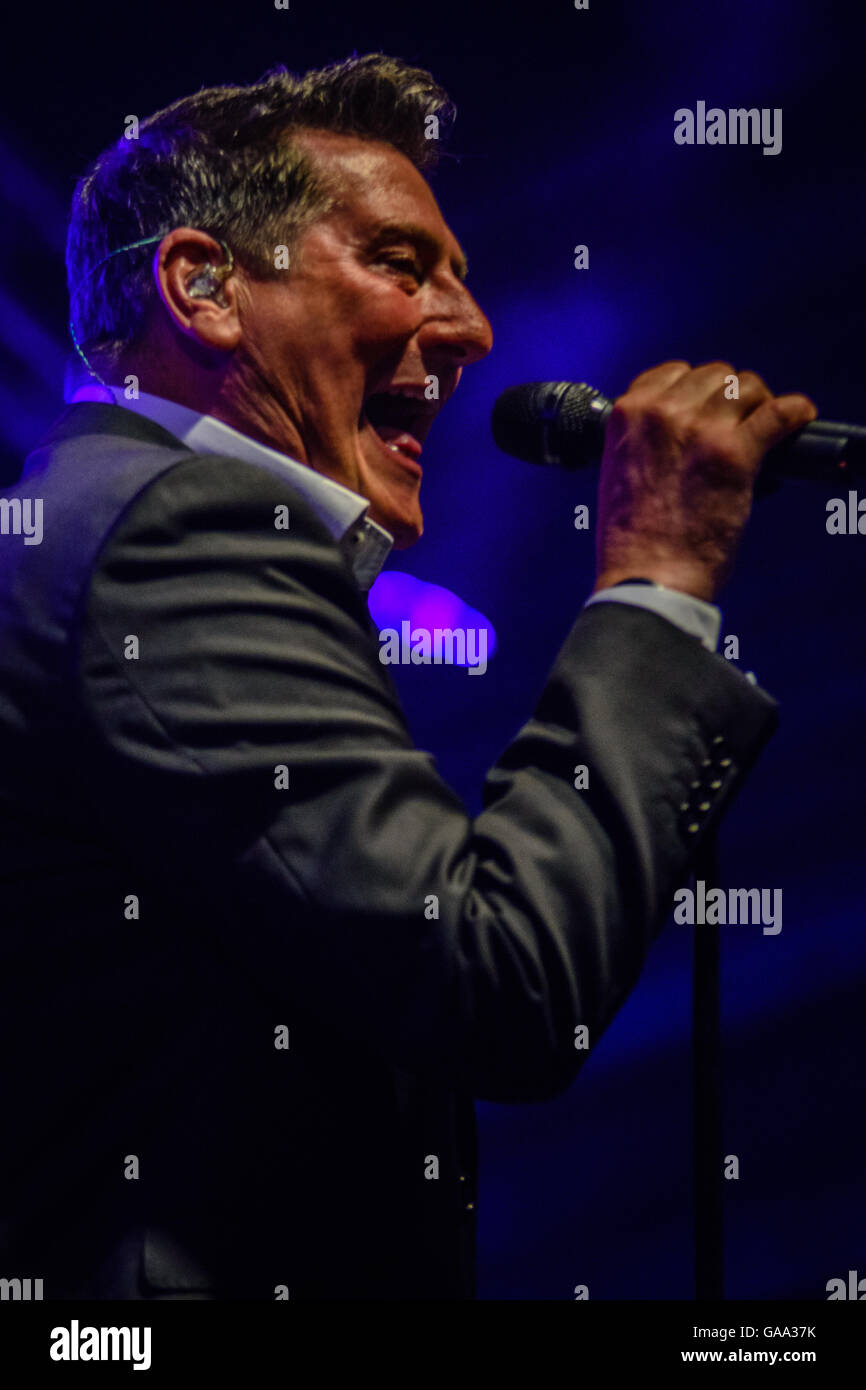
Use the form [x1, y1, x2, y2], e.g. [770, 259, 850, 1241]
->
[359, 385, 439, 466]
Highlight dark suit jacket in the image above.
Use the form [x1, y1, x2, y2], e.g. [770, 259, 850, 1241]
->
[0, 402, 777, 1299]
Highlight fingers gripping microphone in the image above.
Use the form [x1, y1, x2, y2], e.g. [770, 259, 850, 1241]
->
[491, 381, 866, 485]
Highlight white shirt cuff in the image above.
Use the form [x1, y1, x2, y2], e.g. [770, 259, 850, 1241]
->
[584, 584, 722, 652]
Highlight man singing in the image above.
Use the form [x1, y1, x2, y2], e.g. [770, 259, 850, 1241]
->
[0, 54, 814, 1299]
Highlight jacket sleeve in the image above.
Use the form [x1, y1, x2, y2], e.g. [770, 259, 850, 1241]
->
[73, 451, 778, 1102]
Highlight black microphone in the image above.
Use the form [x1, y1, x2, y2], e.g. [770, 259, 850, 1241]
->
[491, 381, 866, 484]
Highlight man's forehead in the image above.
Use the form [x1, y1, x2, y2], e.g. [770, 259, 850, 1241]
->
[292, 127, 427, 189]
[292, 129, 462, 253]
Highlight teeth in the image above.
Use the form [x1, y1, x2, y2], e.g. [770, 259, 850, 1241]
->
[384, 385, 426, 400]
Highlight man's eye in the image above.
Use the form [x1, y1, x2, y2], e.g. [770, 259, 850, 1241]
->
[378, 254, 423, 281]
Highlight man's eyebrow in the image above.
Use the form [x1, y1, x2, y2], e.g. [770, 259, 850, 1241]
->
[367, 221, 469, 281]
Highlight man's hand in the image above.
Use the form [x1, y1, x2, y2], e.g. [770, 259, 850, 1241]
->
[594, 360, 817, 601]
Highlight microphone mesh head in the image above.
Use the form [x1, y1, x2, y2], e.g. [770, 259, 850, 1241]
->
[491, 382, 607, 467]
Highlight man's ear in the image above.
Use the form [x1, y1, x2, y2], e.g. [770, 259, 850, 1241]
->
[153, 227, 242, 354]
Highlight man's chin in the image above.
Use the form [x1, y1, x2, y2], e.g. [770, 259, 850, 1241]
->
[354, 436, 424, 547]
[368, 500, 423, 549]
[390, 524, 423, 550]
[362, 472, 424, 547]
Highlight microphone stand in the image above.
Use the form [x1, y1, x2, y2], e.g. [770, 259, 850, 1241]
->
[693, 832, 723, 1300]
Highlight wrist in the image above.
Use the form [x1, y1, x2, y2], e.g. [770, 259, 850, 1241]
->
[594, 563, 717, 602]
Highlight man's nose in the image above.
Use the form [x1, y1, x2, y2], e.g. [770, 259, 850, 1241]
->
[422, 283, 493, 366]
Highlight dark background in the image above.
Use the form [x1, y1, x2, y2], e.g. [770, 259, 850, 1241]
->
[1, 0, 863, 1298]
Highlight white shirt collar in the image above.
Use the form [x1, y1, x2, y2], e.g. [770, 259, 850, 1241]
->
[70, 384, 393, 591]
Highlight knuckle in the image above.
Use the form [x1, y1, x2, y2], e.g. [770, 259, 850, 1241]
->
[765, 395, 798, 427]
[644, 400, 677, 429]
[626, 359, 690, 390]
[737, 369, 769, 395]
[609, 394, 680, 445]
[788, 392, 818, 419]
[698, 359, 735, 377]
